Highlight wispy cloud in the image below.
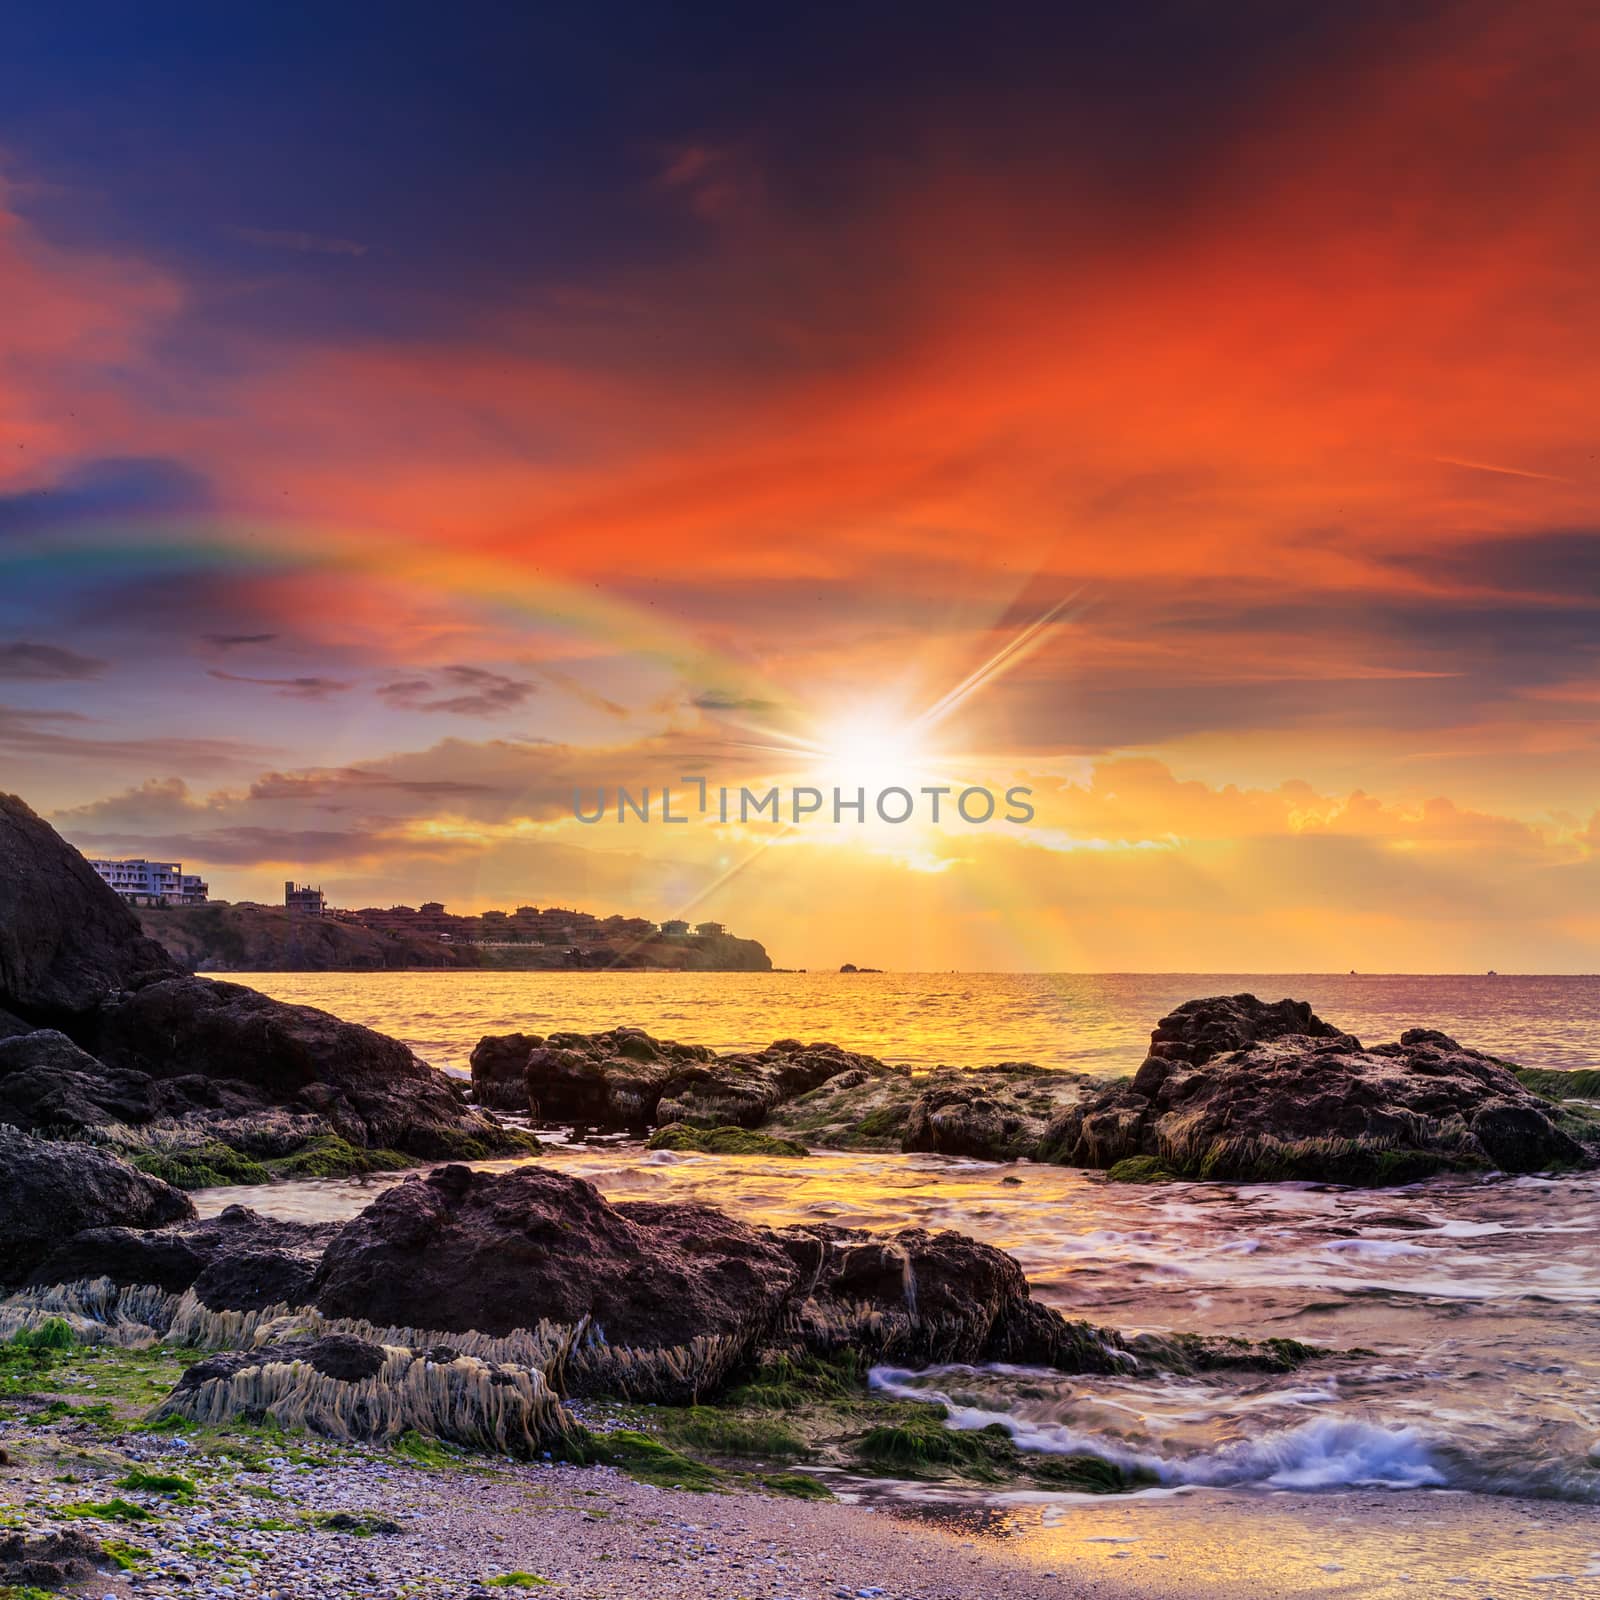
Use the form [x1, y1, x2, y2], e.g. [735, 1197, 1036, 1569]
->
[207, 669, 354, 700]
[0, 641, 107, 680]
[223, 225, 368, 257]
[203, 632, 279, 651]
[377, 665, 535, 716]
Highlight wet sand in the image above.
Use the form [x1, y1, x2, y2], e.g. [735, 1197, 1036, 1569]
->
[953, 1487, 1600, 1599]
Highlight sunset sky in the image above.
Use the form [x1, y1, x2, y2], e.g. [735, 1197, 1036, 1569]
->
[2, 2, 1597, 971]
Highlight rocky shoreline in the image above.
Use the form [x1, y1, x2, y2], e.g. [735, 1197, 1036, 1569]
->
[473, 993, 1599, 1184]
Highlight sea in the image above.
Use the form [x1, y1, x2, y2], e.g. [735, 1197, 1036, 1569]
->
[202, 971, 1600, 1570]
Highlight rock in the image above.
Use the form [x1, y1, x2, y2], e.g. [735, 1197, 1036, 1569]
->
[0, 1027, 159, 1132]
[1468, 1101, 1583, 1173]
[762, 1065, 922, 1149]
[29, 1204, 339, 1309]
[177, 1332, 390, 1390]
[0, 1007, 31, 1040]
[0, 1527, 108, 1589]
[645, 1123, 809, 1157]
[1132, 993, 1355, 1097]
[469, 1032, 541, 1111]
[1039, 1000, 1592, 1183]
[519, 1026, 714, 1128]
[779, 1223, 1128, 1372]
[655, 1040, 897, 1129]
[154, 1330, 571, 1455]
[310, 1164, 802, 1398]
[88, 976, 527, 1160]
[0, 791, 179, 1024]
[901, 1064, 1093, 1160]
[0, 1124, 194, 1286]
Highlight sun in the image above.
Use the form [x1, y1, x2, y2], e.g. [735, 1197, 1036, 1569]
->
[809, 710, 935, 797]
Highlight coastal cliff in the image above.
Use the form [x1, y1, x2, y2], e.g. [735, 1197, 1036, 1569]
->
[136, 902, 774, 973]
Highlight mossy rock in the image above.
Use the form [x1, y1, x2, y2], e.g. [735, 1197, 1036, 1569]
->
[132, 1143, 272, 1189]
[1184, 1135, 1478, 1186]
[1029, 1452, 1155, 1492]
[645, 1123, 809, 1158]
[1105, 1155, 1177, 1183]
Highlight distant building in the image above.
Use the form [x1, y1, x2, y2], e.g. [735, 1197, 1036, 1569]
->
[286, 882, 327, 917]
[660, 918, 690, 936]
[89, 858, 208, 906]
[694, 920, 727, 937]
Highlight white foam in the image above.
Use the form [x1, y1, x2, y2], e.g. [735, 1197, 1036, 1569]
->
[869, 1367, 1448, 1491]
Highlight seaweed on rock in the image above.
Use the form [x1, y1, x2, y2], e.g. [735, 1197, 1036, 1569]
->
[150, 1336, 574, 1456]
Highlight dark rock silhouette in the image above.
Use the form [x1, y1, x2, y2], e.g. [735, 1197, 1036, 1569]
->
[0, 1027, 160, 1132]
[87, 976, 506, 1159]
[0, 1124, 193, 1285]
[0, 792, 177, 1024]
[311, 1163, 800, 1359]
[469, 1031, 541, 1110]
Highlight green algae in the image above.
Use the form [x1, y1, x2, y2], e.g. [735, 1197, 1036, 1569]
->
[1105, 1155, 1178, 1183]
[658, 1406, 809, 1459]
[757, 1471, 834, 1500]
[116, 1469, 197, 1500]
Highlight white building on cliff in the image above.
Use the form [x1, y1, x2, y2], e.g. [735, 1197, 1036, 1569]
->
[88, 857, 209, 906]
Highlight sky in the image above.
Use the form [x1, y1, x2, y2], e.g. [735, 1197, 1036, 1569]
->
[1, 0, 1597, 972]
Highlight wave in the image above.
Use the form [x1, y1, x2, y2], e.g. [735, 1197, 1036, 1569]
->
[868, 1366, 1600, 1501]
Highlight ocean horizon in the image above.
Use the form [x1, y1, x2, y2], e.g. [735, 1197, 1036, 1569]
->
[235, 968, 1600, 1076]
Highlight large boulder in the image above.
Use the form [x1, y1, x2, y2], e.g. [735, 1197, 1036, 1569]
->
[0, 792, 179, 1024]
[88, 977, 520, 1159]
[778, 1222, 1127, 1372]
[519, 1026, 714, 1128]
[0, 1124, 194, 1285]
[0, 1028, 159, 1132]
[310, 1164, 801, 1397]
[1039, 1002, 1593, 1183]
[469, 1032, 541, 1111]
[28, 1203, 339, 1310]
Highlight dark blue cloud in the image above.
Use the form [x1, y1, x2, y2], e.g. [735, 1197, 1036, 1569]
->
[0, 456, 211, 537]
